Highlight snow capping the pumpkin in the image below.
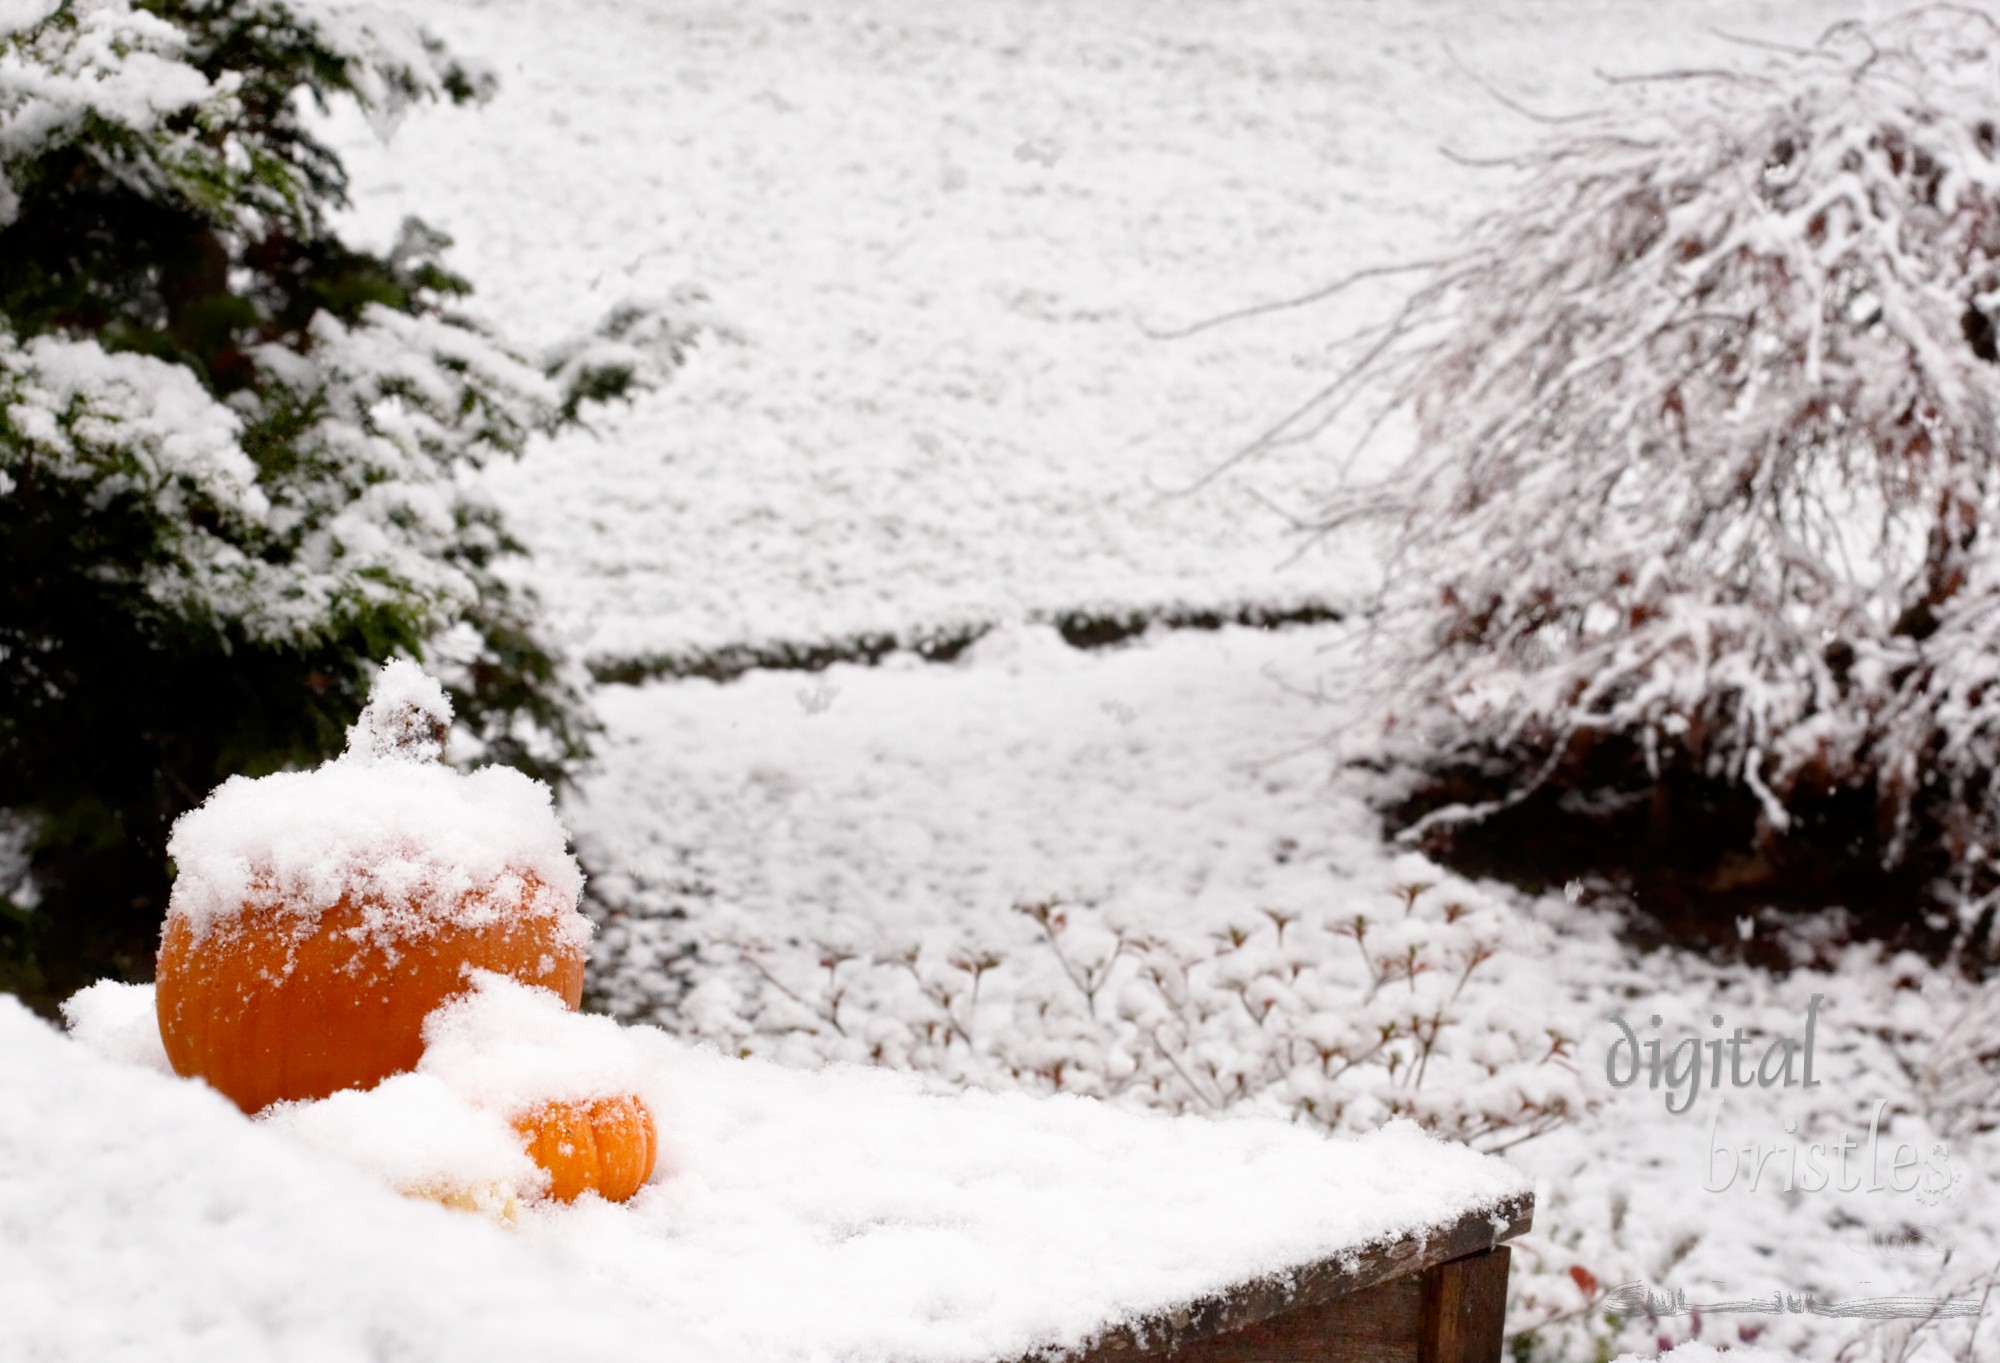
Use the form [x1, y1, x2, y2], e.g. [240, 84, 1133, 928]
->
[164, 759, 587, 945]
[345, 657, 455, 766]
[162, 665, 587, 947]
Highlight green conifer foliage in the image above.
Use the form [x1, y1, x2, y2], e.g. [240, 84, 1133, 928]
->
[0, 0, 685, 1004]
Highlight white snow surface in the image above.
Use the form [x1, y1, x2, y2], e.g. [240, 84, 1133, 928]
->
[569, 621, 2000, 1361]
[322, 0, 1869, 665]
[19, 2, 2000, 1360]
[67, 973, 646, 1213]
[600, 1058, 1523, 1363]
[263, 1070, 542, 1215]
[259, 977, 661, 1210]
[33, 983, 1530, 1363]
[417, 970, 659, 1117]
[1, 334, 262, 518]
[58, 976, 175, 1075]
[0, 995, 717, 1363]
[344, 657, 455, 765]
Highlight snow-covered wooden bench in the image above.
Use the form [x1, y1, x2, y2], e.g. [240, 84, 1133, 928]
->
[609, 1035, 1536, 1363]
[39, 984, 1536, 1363]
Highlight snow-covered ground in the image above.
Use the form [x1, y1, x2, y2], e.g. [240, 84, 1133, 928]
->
[13, 0, 2000, 1360]
[328, 0, 1990, 1353]
[328, 0, 1878, 666]
[453, 0, 1988, 1347]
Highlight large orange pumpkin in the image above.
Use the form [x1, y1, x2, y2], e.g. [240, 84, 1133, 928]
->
[156, 878, 585, 1114]
[155, 661, 590, 1114]
[513, 1094, 659, 1203]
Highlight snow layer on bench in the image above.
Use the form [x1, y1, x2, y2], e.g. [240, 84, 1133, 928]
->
[39, 982, 1528, 1363]
[0, 995, 724, 1363]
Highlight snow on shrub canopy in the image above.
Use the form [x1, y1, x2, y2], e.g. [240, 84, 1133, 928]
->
[164, 661, 585, 942]
[0, 0, 535, 651]
[1316, 10, 2000, 916]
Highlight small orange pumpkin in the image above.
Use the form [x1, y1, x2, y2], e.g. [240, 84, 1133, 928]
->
[155, 662, 590, 1114]
[513, 1094, 659, 1203]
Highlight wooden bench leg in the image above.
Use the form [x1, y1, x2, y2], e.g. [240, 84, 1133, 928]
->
[1418, 1247, 1510, 1363]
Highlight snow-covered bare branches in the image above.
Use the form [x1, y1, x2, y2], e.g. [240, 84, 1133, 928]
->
[1325, 9, 2000, 944]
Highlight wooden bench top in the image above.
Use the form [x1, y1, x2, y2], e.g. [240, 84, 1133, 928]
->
[1040, 1190, 1533, 1363]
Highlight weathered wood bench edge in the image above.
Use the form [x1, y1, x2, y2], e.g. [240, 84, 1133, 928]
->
[1020, 1189, 1535, 1363]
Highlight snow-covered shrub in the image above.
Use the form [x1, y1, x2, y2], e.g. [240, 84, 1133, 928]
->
[678, 881, 1585, 1155]
[1311, 10, 2000, 955]
[0, 0, 692, 1002]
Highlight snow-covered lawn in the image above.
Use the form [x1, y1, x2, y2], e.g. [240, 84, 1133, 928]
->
[572, 618, 2000, 1359]
[328, 0, 1864, 665]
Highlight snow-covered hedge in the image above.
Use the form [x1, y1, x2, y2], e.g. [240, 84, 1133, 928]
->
[1319, 10, 2000, 951]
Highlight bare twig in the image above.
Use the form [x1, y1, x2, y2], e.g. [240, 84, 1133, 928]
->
[740, 950, 847, 1037]
[1442, 38, 1601, 125]
[1142, 259, 1450, 342]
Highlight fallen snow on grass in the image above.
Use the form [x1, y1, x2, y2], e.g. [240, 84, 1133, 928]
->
[1614, 1344, 1795, 1363]
[33, 982, 1530, 1363]
[322, 0, 1858, 664]
[573, 621, 1362, 1010]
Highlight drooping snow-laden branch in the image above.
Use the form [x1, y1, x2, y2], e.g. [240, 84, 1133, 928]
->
[1308, 9, 2000, 911]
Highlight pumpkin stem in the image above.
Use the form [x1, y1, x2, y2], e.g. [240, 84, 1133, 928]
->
[348, 659, 455, 765]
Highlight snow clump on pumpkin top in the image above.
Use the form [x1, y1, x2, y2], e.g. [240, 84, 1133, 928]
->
[164, 660, 588, 946]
